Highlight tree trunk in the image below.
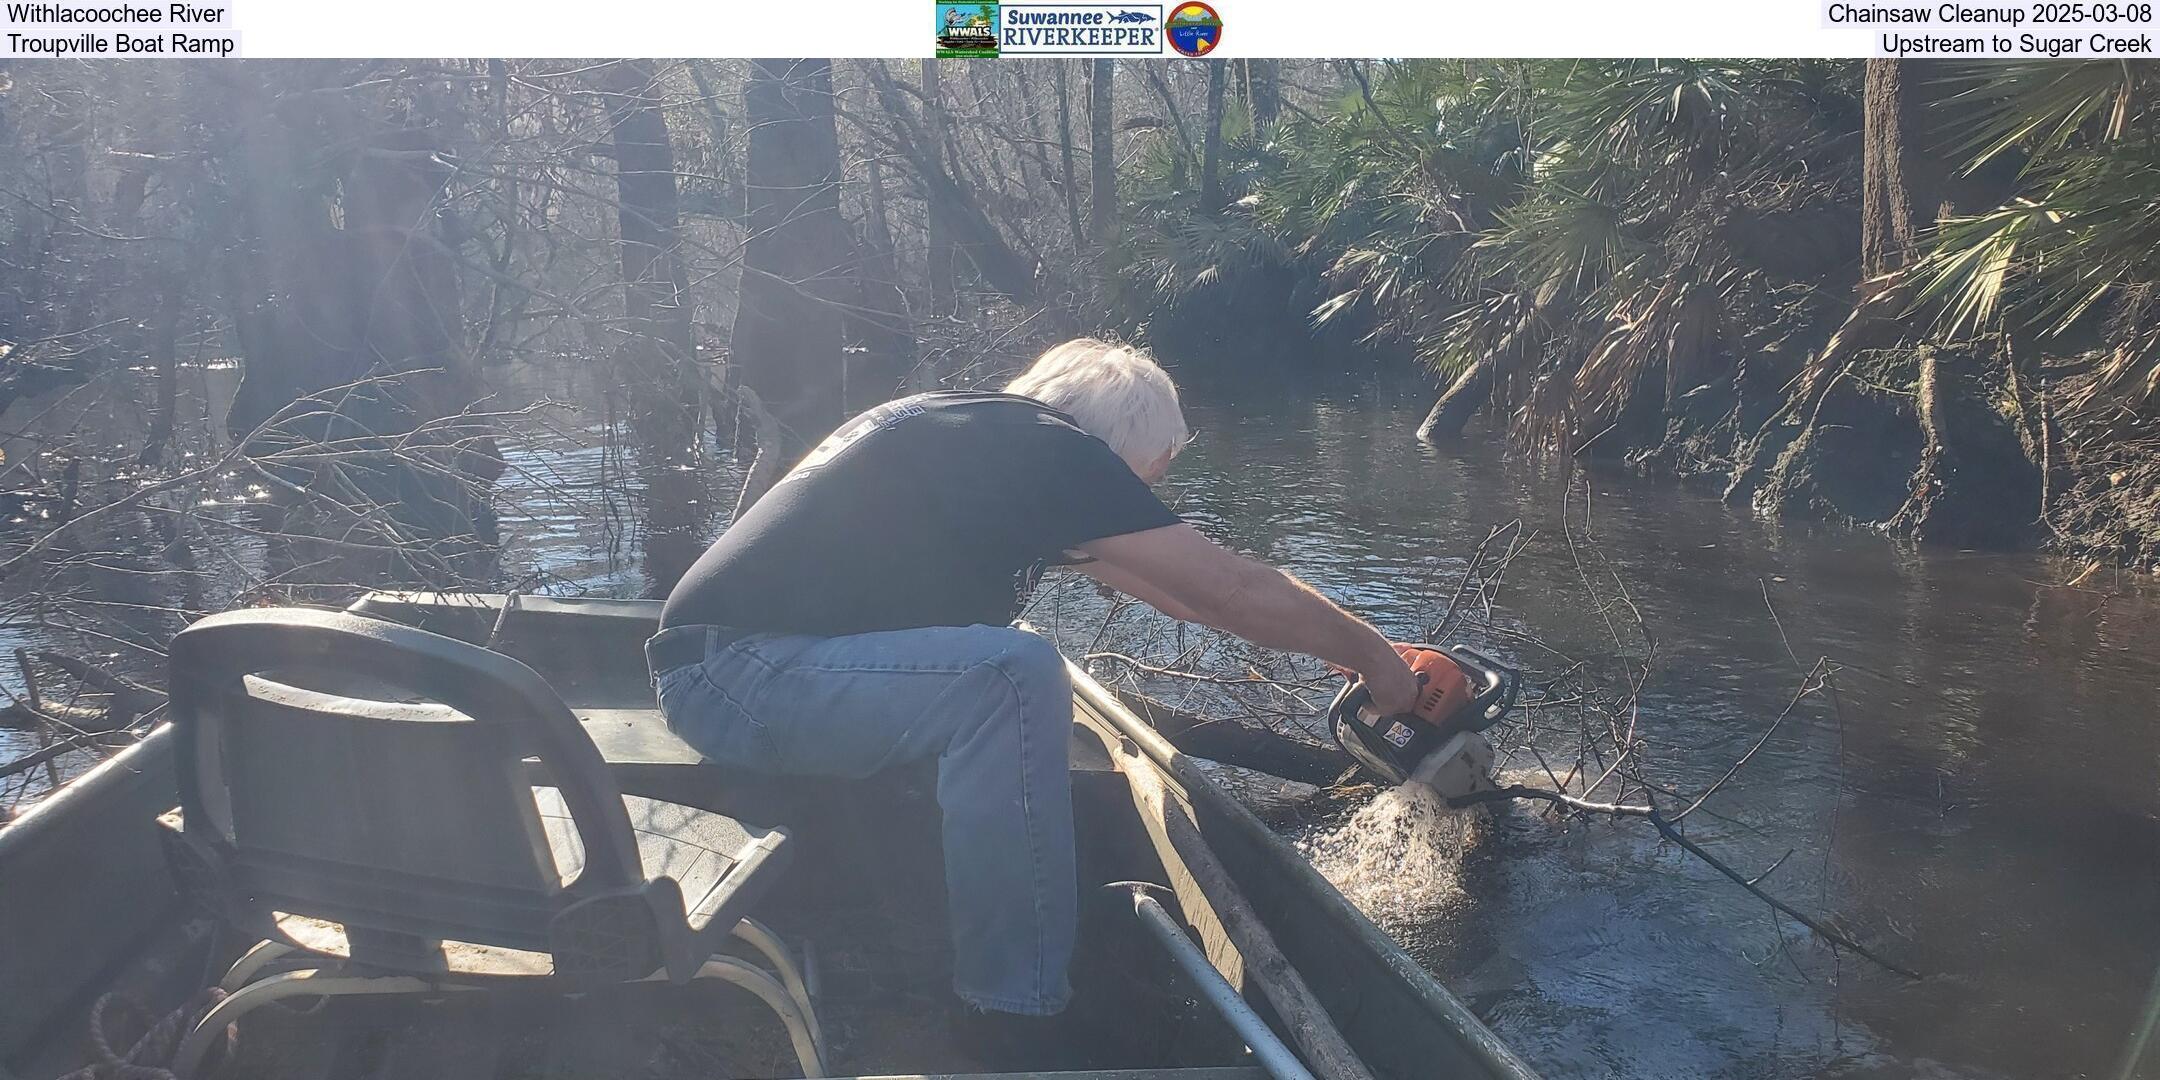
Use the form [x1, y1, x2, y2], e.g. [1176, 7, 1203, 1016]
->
[1089, 59, 1117, 252]
[1142, 65, 1199, 184]
[865, 62, 1043, 311]
[1860, 59, 1948, 284]
[604, 59, 710, 595]
[217, 67, 498, 586]
[1416, 359, 1493, 443]
[44, 84, 92, 364]
[113, 142, 184, 470]
[223, 77, 474, 437]
[922, 60, 959, 320]
[136, 276, 182, 468]
[850, 154, 916, 407]
[1200, 61, 1228, 214]
[1246, 59, 1282, 127]
[734, 59, 851, 510]
[1055, 61, 1086, 249]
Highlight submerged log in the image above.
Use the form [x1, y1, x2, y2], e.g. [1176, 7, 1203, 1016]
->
[0, 652, 166, 733]
[1184, 756, 1327, 826]
[0, 731, 136, 780]
[1107, 687, 1349, 788]
[0, 698, 109, 732]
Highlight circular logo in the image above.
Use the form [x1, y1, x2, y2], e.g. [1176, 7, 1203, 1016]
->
[1165, 1, 1222, 57]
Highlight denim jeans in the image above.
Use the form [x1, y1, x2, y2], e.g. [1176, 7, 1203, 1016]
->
[651, 622, 1076, 1016]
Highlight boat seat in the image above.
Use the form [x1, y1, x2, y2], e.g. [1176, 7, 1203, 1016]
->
[154, 607, 829, 1078]
[190, 788, 779, 983]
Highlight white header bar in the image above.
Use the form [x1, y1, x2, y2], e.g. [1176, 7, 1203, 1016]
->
[1, 0, 2150, 58]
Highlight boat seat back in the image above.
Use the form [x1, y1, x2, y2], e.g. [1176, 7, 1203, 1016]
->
[166, 607, 647, 964]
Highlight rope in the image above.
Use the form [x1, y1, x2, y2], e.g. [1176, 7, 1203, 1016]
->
[52, 989, 227, 1080]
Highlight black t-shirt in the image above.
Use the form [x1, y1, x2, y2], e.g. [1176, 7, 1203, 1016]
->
[660, 391, 1183, 636]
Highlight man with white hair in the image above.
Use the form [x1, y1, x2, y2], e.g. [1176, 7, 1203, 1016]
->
[649, 338, 1419, 1023]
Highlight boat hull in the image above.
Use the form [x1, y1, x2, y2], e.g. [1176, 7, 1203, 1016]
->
[0, 592, 1536, 1080]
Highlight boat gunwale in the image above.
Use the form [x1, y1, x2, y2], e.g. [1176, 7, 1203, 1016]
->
[1066, 665, 1541, 1080]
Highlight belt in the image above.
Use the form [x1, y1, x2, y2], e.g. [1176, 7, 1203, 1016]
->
[644, 624, 759, 676]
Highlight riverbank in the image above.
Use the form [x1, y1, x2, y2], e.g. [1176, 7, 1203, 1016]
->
[1118, 60, 2158, 578]
[1620, 334, 2158, 577]
[1158, 276, 2160, 576]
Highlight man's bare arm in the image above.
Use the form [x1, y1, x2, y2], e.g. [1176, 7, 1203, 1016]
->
[1076, 524, 1418, 713]
[1072, 553, 1202, 622]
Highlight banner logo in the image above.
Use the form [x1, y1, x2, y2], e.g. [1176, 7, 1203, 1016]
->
[1165, 0, 1222, 56]
[1000, 3, 1165, 54]
[935, 2, 1001, 57]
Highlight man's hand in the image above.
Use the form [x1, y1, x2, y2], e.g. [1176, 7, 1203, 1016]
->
[1360, 646, 1422, 718]
[1325, 645, 1422, 716]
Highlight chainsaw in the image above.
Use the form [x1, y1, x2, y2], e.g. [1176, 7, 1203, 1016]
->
[1326, 644, 1520, 800]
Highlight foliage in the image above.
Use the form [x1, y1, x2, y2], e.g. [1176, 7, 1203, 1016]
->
[1219, 60, 1862, 447]
[1915, 62, 2160, 414]
[1124, 57, 2158, 451]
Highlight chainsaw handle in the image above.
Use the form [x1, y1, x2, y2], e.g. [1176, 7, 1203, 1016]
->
[1335, 678, 1377, 724]
[1446, 645, 1521, 732]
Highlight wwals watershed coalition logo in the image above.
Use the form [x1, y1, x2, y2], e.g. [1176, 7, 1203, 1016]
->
[935, 2, 1000, 57]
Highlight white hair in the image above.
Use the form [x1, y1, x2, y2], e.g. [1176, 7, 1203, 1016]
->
[1004, 339, 1189, 466]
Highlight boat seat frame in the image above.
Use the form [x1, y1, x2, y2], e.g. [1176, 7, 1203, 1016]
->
[156, 607, 828, 1078]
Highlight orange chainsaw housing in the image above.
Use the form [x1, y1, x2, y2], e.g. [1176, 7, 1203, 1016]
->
[1396, 643, 1474, 725]
[1330, 642, 1520, 786]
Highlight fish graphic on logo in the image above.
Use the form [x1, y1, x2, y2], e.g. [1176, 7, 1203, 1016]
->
[1109, 9, 1154, 21]
[1165, 1, 1221, 56]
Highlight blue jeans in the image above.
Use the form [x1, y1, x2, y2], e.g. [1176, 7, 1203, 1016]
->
[651, 623, 1076, 1016]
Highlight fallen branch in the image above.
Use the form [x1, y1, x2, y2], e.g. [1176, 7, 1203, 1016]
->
[0, 729, 138, 781]
[1670, 656, 1829, 824]
[1426, 519, 1522, 643]
[0, 698, 110, 732]
[33, 651, 167, 714]
[1088, 650, 1333, 693]
[1107, 685, 1347, 788]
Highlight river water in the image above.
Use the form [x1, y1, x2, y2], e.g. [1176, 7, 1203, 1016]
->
[1153, 377, 2159, 1080]
[5, 367, 2154, 1078]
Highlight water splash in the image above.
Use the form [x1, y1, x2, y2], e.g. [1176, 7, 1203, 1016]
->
[1300, 782, 1474, 926]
